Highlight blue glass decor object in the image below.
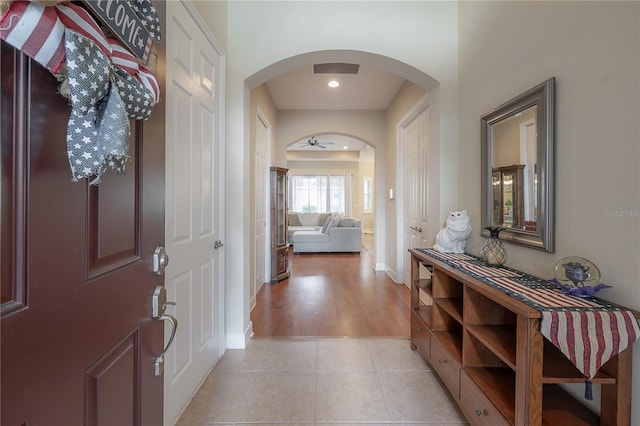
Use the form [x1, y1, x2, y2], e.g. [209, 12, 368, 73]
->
[548, 278, 611, 298]
[551, 256, 611, 298]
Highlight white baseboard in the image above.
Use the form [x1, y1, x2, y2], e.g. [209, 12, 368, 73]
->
[375, 262, 386, 271]
[226, 322, 253, 349]
[385, 265, 399, 283]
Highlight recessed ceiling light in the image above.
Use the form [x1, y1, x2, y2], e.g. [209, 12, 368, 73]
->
[328, 80, 340, 88]
[343, 146, 348, 150]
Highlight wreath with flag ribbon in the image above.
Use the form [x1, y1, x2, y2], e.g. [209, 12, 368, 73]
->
[0, 0, 161, 184]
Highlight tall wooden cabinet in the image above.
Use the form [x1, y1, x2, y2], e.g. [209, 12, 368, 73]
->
[492, 164, 525, 228]
[410, 248, 638, 426]
[270, 167, 290, 283]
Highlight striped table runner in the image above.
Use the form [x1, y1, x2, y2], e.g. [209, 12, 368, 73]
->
[416, 248, 640, 399]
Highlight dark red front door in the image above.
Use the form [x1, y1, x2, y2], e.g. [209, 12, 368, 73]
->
[1, 4, 166, 425]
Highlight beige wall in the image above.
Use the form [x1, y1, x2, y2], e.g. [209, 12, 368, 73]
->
[191, 0, 227, 51]
[458, 1, 640, 419]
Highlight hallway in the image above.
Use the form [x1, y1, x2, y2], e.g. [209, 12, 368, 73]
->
[251, 246, 410, 338]
[177, 249, 467, 425]
[176, 338, 467, 425]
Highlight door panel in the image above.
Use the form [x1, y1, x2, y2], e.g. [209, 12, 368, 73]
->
[1, 2, 166, 424]
[88, 133, 139, 277]
[85, 330, 139, 426]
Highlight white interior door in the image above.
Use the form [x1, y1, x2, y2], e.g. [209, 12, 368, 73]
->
[253, 113, 269, 309]
[403, 116, 420, 286]
[164, 2, 225, 425]
[520, 119, 536, 221]
[402, 107, 430, 287]
[418, 108, 430, 249]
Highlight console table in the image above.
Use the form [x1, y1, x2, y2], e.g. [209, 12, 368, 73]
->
[409, 248, 640, 426]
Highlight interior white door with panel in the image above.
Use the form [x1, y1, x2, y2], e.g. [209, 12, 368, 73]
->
[418, 108, 430, 250]
[402, 115, 420, 287]
[400, 106, 430, 287]
[164, 2, 225, 425]
[253, 111, 270, 309]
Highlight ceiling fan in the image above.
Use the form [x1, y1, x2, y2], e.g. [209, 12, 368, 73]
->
[298, 136, 334, 149]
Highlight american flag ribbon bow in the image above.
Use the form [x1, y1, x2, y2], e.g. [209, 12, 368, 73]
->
[1, 0, 161, 184]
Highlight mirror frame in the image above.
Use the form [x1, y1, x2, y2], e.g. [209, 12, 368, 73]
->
[481, 77, 555, 252]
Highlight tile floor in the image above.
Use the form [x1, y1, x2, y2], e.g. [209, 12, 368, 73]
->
[176, 338, 468, 426]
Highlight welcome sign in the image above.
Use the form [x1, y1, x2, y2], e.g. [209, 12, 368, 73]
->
[82, 0, 153, 64]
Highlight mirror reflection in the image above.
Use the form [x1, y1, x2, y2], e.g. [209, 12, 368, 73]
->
[491, 106, 537, 231]
[481, 77, 555, 252]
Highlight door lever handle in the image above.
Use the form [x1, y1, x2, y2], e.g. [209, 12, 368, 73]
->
[151, 285, 178, 376]
[154, 314, 178, 376]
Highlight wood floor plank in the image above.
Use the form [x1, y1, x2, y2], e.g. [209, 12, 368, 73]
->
[251, 249, 411, 338]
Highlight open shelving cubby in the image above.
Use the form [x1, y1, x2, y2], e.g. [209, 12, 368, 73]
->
[409, 248, 639, 426]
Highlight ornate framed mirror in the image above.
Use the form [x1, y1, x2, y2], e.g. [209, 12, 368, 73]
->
[481, 78, 555, 252]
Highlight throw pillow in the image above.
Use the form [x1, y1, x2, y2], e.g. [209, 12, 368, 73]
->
[320, 215, 334, 233]
[318, 212, 333, 226]
[339, 216, 356, 227]
[288, 212, 301, 226]
[301, 213, 320, 226]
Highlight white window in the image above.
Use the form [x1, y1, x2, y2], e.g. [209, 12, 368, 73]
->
[363, 176, 372, 212]
[290, 175, 349, 213]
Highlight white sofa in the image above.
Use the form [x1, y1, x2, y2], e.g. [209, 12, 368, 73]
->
[289, 213, 362, 253]
[287, 212, 333, 241]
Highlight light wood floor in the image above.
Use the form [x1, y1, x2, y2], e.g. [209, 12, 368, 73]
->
[251, 240, 411, 338]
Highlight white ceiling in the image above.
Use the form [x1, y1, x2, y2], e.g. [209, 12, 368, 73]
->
[267, 64, 406, 111]
[271, 63, 405, 154]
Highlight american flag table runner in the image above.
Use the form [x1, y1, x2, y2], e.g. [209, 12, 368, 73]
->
[415, 248, 640, 399]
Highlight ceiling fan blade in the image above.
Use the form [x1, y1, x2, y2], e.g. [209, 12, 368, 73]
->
[318, 144, 326, 148]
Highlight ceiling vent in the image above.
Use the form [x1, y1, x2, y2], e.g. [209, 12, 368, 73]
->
[313, 63, 360, 74]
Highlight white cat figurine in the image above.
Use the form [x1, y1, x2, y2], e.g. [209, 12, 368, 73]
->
[433, 210, 472, 254]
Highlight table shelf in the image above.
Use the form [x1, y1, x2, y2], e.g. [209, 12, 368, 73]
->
[409, 248, 638, 426]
